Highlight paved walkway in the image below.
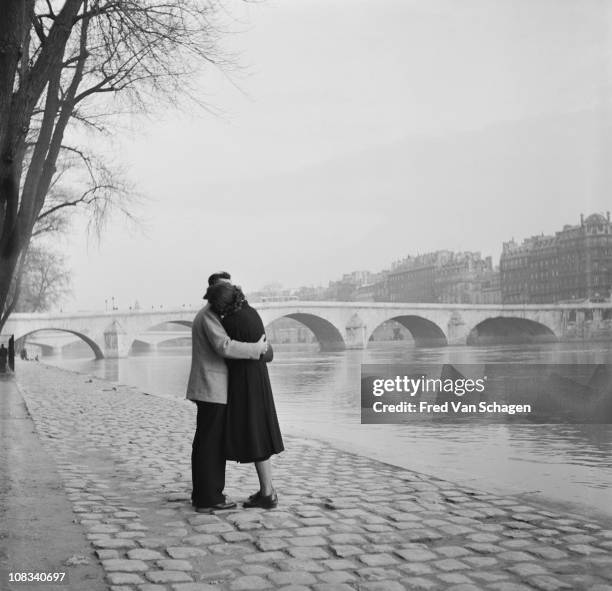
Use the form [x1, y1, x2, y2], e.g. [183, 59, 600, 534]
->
[0, 373, 107, 591]
[8, 362, 612, 591]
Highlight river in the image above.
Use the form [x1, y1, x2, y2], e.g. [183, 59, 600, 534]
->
[47, 340, 612, 519]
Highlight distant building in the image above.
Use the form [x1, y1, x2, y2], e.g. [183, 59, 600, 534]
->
[293, 285, 327, 301]
[353, 271, 389, 302]
[326, 279, 358, 301]
[373, 273, 391, 301]
[247, 283, 296, 303]
[478, 270, 502, 304]
[353, 283, 377, 302]
[435, 253, 498, 304]
[326, 270, 380, 301]
[500, 212, 612, 304]
[387, 251, 452, 302]
[386, 251, 499, 303]
[341, 270, 375, 285]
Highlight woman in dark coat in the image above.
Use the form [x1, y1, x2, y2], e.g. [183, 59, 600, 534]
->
[206, 282, 284, 509]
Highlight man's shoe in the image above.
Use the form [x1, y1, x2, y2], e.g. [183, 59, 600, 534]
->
[243, 490, 278, 509]
[194, 497, 237, 513]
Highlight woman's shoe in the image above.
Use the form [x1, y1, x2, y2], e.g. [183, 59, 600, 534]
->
[243, 490, 278, 509]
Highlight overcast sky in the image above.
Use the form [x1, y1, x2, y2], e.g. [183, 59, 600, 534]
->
[63, 0, 612, 311]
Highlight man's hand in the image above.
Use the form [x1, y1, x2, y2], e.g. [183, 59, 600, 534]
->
[257, 334, 268, 356]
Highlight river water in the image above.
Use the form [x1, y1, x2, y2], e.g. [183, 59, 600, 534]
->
[48, 341, 612, 518]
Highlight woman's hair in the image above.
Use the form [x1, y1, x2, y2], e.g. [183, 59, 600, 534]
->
[205, 282, 246, 316]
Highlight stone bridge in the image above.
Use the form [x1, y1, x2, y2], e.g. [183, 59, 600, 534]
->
[4, 301, 612, 358]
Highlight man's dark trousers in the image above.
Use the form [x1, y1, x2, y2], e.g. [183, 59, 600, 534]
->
[191, 401, 227, 507]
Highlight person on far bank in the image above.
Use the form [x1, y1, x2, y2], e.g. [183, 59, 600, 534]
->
[206, 282, 284, 509]
[187, 271, 268, 513]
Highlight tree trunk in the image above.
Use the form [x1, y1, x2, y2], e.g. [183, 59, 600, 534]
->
[0, 246, 21, 331]
[0, 0, 84, 332]
[0, 0, 25, 153]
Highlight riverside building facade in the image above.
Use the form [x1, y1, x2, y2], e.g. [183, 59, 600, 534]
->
[387, 251, 451, 303]
[386, 251, 501, 304]
[500, 212, 612, 304]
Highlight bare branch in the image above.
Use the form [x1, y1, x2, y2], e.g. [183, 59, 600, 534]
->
[1, 0, 234, 329]
[31, 14, 47, 45]
[45, 0, 55, 19]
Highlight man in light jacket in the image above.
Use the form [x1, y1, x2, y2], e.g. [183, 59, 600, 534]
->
[187, 271, 268, 512]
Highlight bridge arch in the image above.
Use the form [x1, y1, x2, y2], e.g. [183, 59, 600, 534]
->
[367, 315, 447, 347]
[161, 320, 192, 329]
[265, 313, 345, 351]
[16, 328, 104, 359]
[135, 319, 193, 333]
[467, 317, 557, 345]
[129, 320, 193, 352]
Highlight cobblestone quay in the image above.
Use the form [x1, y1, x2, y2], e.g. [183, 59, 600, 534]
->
[14, 363, 612, 591]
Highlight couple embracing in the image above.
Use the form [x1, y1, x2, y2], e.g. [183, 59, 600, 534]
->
[186, 272, 284, 513]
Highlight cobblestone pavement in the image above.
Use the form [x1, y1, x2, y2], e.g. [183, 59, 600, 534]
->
[15, 363, 612, 591]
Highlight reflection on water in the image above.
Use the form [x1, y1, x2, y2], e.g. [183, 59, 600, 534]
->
[50, 341, 612, 517]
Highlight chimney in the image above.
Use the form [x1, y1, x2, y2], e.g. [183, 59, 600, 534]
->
[607, 211, 610, 222]
[580, 213, 584, 225]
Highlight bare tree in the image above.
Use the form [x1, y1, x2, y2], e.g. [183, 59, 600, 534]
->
[0, 0, 226, 329]
[2, 147, 130, 320]
[14, 244, 71, 313]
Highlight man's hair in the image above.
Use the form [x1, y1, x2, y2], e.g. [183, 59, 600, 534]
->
[207, 271, 231, 287]
[205, 283, 246, 316]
